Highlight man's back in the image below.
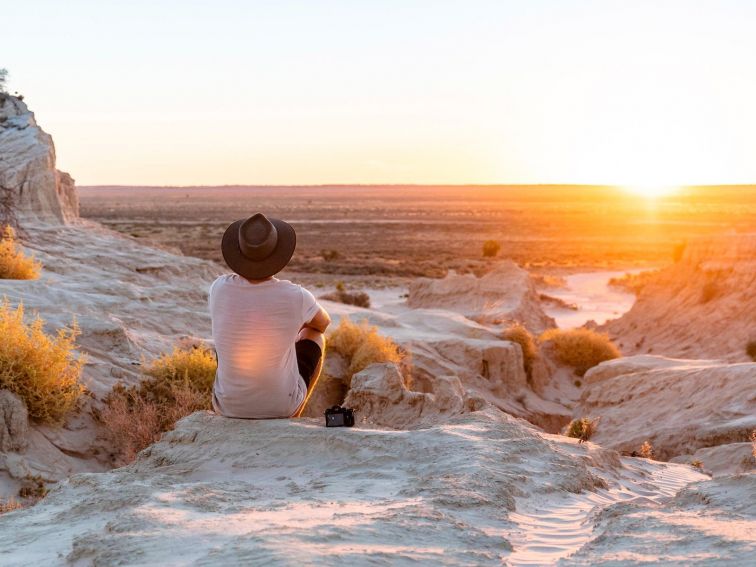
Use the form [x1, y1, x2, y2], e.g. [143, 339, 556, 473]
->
[210, 274, 321, 418]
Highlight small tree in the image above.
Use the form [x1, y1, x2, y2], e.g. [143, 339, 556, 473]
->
[482, 240, 501, 258]
[0, 68, 7, 93]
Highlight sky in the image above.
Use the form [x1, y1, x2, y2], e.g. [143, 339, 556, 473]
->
[2, 0, 756, 187]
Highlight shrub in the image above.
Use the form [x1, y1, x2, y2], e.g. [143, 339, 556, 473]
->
[700, 281, 719, 304]
[482, 240, 501, 258]
[18, 475, 48, 500]
[0, 68, 7, 93]
[539, 328, 621, 376]
[142, 344, 217, 403]
[320, 249, 341, 261]
[638, 440, 654, 459]
[691, 460, 703, 469]
[327, 317, 402, 382]
[0, 226, 41, 280]
[0, 498, 21, 515]
[100, 344, 216, 464]
[502, 323, 538, 380]
[565, 417, 598, 442]
[0, 299, 85, 424]
[320, 286, 371, 308]
[746, 341, 756, 362]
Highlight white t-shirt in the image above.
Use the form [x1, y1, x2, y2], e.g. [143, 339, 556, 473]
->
[209, 274, 322, 418]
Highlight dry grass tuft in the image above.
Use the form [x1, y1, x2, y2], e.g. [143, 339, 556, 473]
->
[502, 323, 538, 380]
[0, 225, 41, 280]
[540, 328, 621, 376]
[746, 341, 756, 362]
[565, 417, 599, 442]
[482, 240, 501, 258]
[0, 498, 22, 515]
[638, 440, 654, 459]
[100, 344, 216, 464]
[0, 298, 85, 424]
[321, 282, 371, 308]
[328, 317, 402, 382]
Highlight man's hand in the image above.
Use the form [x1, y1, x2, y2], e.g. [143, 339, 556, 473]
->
[303, 306, 331, 334]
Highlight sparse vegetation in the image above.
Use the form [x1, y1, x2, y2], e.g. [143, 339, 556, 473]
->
[0, 225, 41, 279]
[574, 379, 582, 388]
[0, 299, 85, 424]
[0, 498, 21, 515]
[501, 323, 538, 380]
[539, 328, 621, 376]
[320, 249, 341, 261]
[608, 270, 659, 296]
[327, 317, 402, 383]
[746, 341, 756, 362]
[700, 281, 720, 304]
[100, 344, 216, 464]
[565, 417, 599, 442]
[18, 475, 48, 500]
[482, 240, 501, 258]
[691, 460, 703, 469]
[320, 281, 371, 308]
[638, 440, 654, 459]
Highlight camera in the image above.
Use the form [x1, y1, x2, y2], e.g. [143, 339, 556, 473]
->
[324, 405, 355, 427]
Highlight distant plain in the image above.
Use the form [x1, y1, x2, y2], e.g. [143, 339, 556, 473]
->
[79, 185, 756, 286]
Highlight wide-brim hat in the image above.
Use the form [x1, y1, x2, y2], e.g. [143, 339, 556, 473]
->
[221, 213, 296, 279]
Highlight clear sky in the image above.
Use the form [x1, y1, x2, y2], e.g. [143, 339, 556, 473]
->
[3, 0, 756, 186]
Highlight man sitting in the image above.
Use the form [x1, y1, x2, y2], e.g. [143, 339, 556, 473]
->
[210, 213, 330, 418]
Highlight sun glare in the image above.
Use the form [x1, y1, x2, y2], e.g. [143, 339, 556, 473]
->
[621, 185, 680, 199]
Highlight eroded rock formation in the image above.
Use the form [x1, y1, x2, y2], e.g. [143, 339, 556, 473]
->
[0, 94, 78, 223]
[603, 233, 756, 362]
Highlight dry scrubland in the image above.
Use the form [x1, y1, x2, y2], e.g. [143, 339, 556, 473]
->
[79, 185, 756, 284]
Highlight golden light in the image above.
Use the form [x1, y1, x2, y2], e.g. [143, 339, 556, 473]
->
[621, 184, 680, 199]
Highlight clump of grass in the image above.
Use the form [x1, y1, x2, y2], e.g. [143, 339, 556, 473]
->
[565, 417, 599, 442]
[700, 281, 720, 304]
[501, 323, 538, 380]
[638, 440, 654, 459]
[18, 475, 48, 501]
[482, 240, 501, 258]
[0, 299, 85, 424]
[321, 281, 371, 308]
[0, 225, 41, 280]
[690, 460, 703, 469]
[327, 317, 402, 383]
[100, 344, 216, 464]
[0, 498, 22, 515]
[746, 341, 756, 362]
[540, 328, 621, 376]
[320, 249, 341, 261]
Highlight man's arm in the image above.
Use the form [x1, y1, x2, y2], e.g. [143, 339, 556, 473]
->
[302, 306, 331, 333]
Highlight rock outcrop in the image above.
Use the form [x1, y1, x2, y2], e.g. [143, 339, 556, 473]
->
[0, 94, 78, 223]
[0, 391, 28, 452]
[575, 355, 756, 460]
[603, 233, 756, 362]
[407, 261, 556, 332]
[0, 408, 716, 565]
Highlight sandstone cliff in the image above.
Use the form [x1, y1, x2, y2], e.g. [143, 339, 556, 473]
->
[0, 94, 78, 223]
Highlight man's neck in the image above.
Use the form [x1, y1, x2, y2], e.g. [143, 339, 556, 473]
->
[244, 276, 274, 284]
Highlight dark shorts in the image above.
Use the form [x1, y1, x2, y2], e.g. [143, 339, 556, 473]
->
[296, 339, 322, 388]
